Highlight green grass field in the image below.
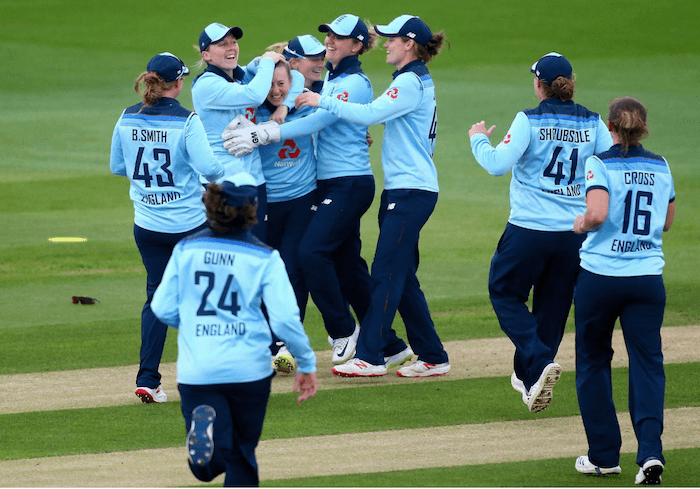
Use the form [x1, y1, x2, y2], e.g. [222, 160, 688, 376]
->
[1, 0, 699, 486]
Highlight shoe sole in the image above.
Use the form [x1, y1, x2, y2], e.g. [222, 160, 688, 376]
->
[135, 388, 165, 404]
[528, 364, 562, 413]
[639, 465, 663, 485]
[188, 405, 216, 467]
[332, 368, 386, 377]
[273, 355, 295, 374]
[385, 353, 414, 370]
[396, 366, 451, 378]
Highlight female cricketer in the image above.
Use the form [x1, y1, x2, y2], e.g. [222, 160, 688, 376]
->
[256, 60, 320, 373]
[191, 22, 294, 241]
[223, 15, 378, 366]
[469, 53, 613, 412]
[573, 97, 674, 485]
[109, 52, 224, 403]
[296, 15, 450, 378]
[151, 172, 317, 486]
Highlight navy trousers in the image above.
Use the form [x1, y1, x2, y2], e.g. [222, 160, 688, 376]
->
[251, 183, 268, 243]
[488, 223, 585, 390]
[298, 176, 375, 339]
[133, 223, 206, 388]
[179, 376, 272, 487]
[266, 190, 317, 321]
[575, 270, 666, 468]
[356, 189, 447, 365]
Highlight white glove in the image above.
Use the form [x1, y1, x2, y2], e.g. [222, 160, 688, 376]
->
[221, 114, 254, 140]
[222, 121, 281, 157]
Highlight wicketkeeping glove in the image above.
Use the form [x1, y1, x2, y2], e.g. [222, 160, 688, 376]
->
[221, 114, 254, 140]
[222, 121, 281, 157]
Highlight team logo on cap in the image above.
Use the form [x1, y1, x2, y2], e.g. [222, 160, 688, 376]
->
[386, 88, 399, 100]
[337, 91, 349, 102]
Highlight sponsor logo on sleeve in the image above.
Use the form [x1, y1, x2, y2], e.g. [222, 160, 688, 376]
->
[586, 170, 594, 180]
[502, 134, 512, 144]
[386, 87, 399, 100]
[245, 107, 256, 124]
[337, 91, 349, 102]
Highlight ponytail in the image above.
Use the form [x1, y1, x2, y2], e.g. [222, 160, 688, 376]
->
[414, 30, 447, 63]
[134, 72, 177, 107]
[541, 75, 576, 101]
[608, 96, 649, 152]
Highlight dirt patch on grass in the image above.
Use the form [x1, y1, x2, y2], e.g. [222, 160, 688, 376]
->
[2, 325, 698, 415]
[1, 406, 698, 487]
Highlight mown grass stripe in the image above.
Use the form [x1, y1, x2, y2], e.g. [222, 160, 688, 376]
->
[2, 363, 698, 461]
[1, 408, 697, 487]
[3, 325, 697, 414]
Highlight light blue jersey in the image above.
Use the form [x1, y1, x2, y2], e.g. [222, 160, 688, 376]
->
[191, 60, 276, 185]
[279, 56, 373, 180]
[256, 101, 317, 202]
[471, 99, 613, 231]
[109, 97, 224, 233]
[151, 229, 317, 385]
[580, 144, 675, 277]
[319, 60, 438, 192]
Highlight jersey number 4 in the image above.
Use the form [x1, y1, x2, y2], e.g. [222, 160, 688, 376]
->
[132, 147, 175, 188]
[195, 271, 241, 316]
[543, 146, 579, 186]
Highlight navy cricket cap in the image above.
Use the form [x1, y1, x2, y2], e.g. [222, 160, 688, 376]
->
[531, 52, 573, 85]
[219, 172, 258, 207]
[284, 35, 326, 59]
[146, 52, 189, 82]
[374, 15, 432, 47]
[319, 14, 369, 46]
[199, 22, 243, 52]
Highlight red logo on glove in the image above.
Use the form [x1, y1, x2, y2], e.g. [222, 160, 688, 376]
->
[278, 140, 300, 159]
[386, 88, 399, 100]
[337, 91, 349, 102]
[586, 170, 594, 180]
[503, 134, 512, 144]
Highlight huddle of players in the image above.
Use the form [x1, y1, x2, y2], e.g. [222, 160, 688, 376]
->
[110, 14, 673, 487]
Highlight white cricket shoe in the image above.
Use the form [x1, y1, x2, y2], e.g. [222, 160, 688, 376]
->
[575, 455, 621, 476]
[511, 372, 529, 404]
[384, 347, 414, 369]
[330, 324, 360, 364]
[332, 357, 387, 377]
[135, 385, 167, 403]
[635, 458, 663, 485]
[397, 360, 451, 378]
[527, 362, 561, 413]
[187, 405, 216, 467]
[272, 344, 296, 374]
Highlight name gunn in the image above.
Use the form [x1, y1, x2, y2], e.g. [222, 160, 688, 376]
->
[204, 252, 235, 267]
[132, 129, 167, 143]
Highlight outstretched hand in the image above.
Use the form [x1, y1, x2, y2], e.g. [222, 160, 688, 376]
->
[222, 120, 281, 157]
[260, 51, 286, 64]
[292, 372, 318, 405]
[469, 121, 496, 138]
[295, 92, 321, 109]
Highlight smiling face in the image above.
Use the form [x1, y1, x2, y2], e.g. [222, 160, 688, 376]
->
[324, 32, 360, 68]
[202, 33, 239, 74]
[384, 36, 414, 69]
[290, 56, 325, 88]
[266, 64, 291, 106]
